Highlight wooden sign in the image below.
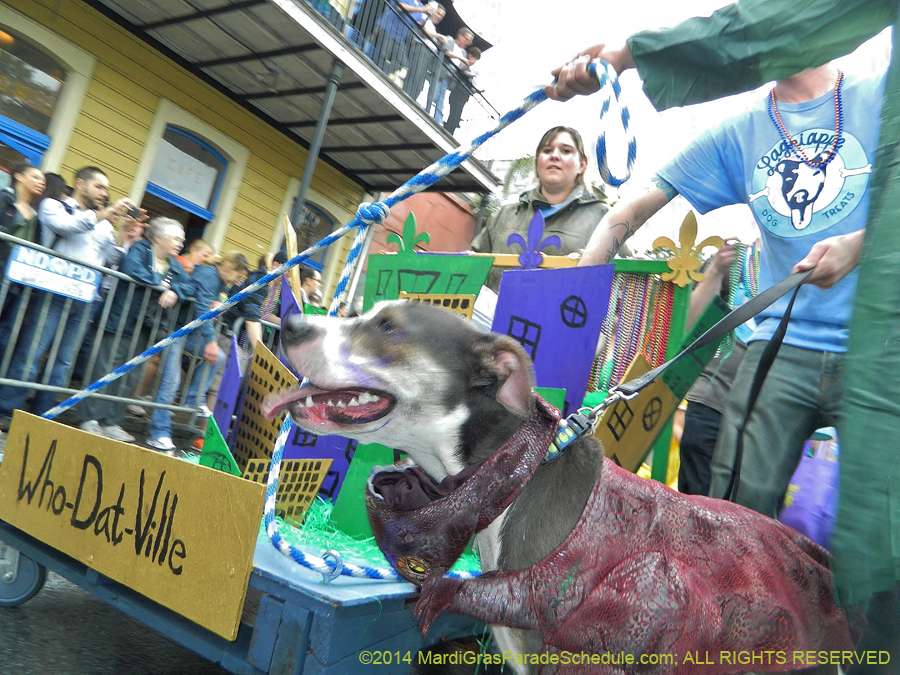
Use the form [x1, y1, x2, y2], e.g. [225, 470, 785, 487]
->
[242, 457, 332, 528]
[595, 297, 728, 472]
[363, 253, 493, 312]
[231, 342, 330, 523]
[283, 425, 357, 502]
[232, 341, 299, 469]
[594, 354, 680, 472]
[492, 265, 614, 416]
[282, 213, 303, 307]
[398, 292, 476, 319]
[0, 413, 264, 640]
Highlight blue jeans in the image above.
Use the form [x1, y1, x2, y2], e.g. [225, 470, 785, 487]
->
[149, 334, 222, 441]
[79, 330, 144, 427]
[708, 342, 844, 517]
[430, 75, 449, 124]
[0, 292, 89, 417]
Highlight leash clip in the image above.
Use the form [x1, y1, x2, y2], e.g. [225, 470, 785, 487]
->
[547, 387, 638, 462]
[582, 388, 637, 426]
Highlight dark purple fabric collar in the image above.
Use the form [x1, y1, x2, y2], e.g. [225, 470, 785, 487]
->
[366, 395, 561, 584]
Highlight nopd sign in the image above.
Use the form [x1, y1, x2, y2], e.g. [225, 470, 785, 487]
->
[6, 246, 101, 302]
[0, 413, 265, 640]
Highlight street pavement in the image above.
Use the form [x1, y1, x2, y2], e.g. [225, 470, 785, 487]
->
[0, 413, 229, 674]
[0, 572, 231, 675]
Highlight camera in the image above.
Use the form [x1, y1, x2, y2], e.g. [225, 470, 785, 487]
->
[125, 204, 141, 219]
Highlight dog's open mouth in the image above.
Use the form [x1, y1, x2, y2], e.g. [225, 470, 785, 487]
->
[262, 385, 396, 427]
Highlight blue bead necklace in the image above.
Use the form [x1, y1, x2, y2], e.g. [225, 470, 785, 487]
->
[768, 70, 844, 169]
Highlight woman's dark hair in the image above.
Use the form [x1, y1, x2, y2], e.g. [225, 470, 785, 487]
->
[534, 126, 588, 186]
[10, 163, 38, 188]
[41, 173, 70, 201]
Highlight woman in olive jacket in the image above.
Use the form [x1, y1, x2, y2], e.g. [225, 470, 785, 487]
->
[471, 126, 609, 292]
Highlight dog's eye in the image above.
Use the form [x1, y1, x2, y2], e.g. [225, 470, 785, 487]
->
[377, 318, 398, 334]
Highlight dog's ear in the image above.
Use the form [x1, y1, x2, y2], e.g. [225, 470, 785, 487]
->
[473, 336, 535, 418]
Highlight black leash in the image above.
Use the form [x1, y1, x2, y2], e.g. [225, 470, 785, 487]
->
[562, 269, 811, 500]
[721, 280, 802, 501]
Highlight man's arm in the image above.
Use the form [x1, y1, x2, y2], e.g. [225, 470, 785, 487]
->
[547, 0, 891, 109]
[577, 177, 676, 266]
[793, 229, 865, 289]
[243, 321, 263, 351]
[687, 244, 735, 328]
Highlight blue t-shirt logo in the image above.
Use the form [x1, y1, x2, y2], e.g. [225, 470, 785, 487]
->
[748, 129, 871, 237]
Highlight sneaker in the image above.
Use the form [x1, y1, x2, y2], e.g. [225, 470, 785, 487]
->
[100, 425, 136, 443]
[126, 404, 148, 417]
[79, 420, 104, 435]
[147, 437, 176, 451]
[197, 405, 213, 418]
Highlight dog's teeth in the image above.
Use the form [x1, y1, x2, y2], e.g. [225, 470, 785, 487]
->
[336, 400, 345, 407]
[349, 397, 359, 407]
[327, 400, 334, 407]
[358, 392, 370, 404]
[305, 396, 314, 407]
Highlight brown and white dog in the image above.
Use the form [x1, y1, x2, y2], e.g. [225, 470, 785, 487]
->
[265, 301, 861, 675]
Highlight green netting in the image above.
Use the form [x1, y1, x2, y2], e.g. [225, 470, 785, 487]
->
[256, 497, 482, 576]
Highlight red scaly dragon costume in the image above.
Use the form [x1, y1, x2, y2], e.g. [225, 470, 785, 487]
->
[367, 396, 864, 674]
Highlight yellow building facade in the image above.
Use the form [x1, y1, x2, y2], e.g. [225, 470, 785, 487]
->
[1, 0, 365, 292]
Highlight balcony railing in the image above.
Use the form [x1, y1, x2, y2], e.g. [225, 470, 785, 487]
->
[305, 0, 498, 135]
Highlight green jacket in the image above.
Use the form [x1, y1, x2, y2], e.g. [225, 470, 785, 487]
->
[472, 183, 608, 291]
[625, 0, 900, 605]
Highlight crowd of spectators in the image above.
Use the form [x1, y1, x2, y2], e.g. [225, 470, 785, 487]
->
[0, 163, 316, 453]
[348, 0, 485, 132]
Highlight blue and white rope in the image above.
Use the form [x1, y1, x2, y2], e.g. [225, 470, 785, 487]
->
[590, 59, 637, 187]
[41, 83, 550, 423]
[43, 64, 633, 581]
[41, 222, 358, 420]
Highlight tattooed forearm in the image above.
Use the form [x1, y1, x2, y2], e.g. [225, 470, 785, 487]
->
[603, 237, 622, 264]
[651, 175, 679, 201]
[602, 221, 634, 263]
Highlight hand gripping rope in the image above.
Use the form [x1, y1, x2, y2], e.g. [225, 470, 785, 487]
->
[42, 60, 635, 582]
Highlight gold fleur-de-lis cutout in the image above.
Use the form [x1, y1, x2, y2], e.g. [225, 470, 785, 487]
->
[652, 212, 724, 287]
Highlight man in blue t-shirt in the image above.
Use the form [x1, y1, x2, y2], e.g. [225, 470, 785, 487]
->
[578, 63, 885, 518]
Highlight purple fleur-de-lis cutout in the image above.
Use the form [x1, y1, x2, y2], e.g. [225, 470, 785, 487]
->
[507, 211, 561, 269]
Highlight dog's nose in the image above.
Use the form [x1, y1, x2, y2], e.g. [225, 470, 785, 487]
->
[281, 314, 319, 347]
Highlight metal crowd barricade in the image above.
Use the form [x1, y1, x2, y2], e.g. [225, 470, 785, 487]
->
[0, 233, 217, 426]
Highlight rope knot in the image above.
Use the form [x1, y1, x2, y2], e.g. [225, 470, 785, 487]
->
[356, 201, 390, 226]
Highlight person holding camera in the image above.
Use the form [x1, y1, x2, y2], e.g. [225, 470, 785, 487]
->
[0, 166, 145, 426]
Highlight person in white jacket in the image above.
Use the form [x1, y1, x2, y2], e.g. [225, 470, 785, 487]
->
[0, 166, 135, 427]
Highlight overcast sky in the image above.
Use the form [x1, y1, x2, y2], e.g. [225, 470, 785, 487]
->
[452, 0, 892, 254]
